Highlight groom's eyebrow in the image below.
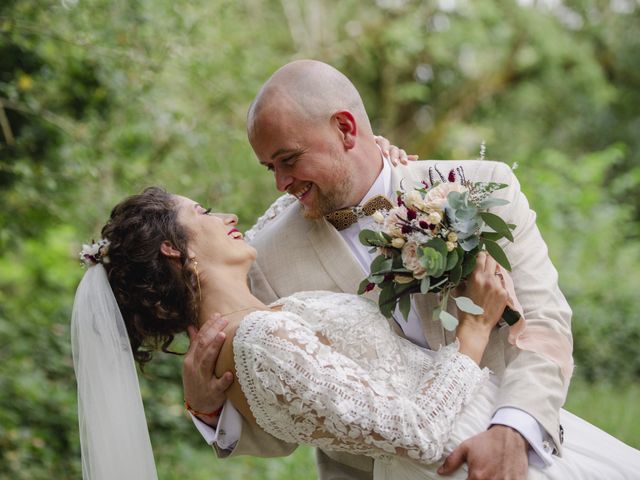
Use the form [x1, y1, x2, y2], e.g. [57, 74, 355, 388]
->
[270, 147, 301, 160]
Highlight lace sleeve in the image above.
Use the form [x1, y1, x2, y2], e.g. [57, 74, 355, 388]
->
[244, 194, 297, 244]
[233, 310, 488, 464]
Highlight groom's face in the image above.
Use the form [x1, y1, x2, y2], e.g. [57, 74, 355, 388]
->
[249, 105, 355, 218]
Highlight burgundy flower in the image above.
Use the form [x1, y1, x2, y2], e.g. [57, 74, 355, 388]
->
[419, 220, 429, 229]
[448, 169, 456, 182]
[364, 282, 375, 292]
[401, 224, 412, 234]
[407, 209, 417, 220]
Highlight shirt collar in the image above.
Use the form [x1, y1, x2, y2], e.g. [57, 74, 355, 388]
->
[359, 147, 392, 206]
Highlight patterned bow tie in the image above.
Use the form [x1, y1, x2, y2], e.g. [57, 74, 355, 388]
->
[325, 195, 394, 231]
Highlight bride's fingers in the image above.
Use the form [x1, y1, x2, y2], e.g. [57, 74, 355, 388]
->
[373, 135, 391, 159]
[483, 252, 498, 275]
[474, 251, 488, 272]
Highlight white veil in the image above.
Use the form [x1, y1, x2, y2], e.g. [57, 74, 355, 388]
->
[71, 264, 158, 480]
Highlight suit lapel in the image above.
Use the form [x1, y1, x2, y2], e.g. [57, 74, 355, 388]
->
[307, 219, 365, 295]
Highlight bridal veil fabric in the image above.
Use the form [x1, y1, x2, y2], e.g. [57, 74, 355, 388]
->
[71, 264, 158, 480]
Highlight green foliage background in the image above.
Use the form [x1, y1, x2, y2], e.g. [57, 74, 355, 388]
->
[1, 0, 638, 478]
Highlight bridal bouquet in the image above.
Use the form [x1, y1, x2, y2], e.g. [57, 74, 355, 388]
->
[357, 166, 519, 330]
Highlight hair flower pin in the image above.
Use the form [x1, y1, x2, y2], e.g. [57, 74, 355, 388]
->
[79, 238, 111, 267]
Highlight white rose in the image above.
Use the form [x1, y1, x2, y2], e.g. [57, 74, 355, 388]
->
[404, 190, 425, 211]
[446, 241, 456, 252]
[447, 232, 458, 242]
[391, 237, 406, 249]
[427, 212, 442, 225]
[372, 210, 385, 223]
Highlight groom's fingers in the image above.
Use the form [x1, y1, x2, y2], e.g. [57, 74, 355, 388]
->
[437, 443, 468, 476]
[195, 315, 228, 372]
[211, 371, 234, 394]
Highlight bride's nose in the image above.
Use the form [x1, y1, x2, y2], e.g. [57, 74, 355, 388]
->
[221, 213, 238, 225]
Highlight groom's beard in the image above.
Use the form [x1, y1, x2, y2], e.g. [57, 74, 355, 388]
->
[302, 173, 353, 220]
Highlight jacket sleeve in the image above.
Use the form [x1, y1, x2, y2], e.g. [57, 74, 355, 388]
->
[489, 161, 573, 454]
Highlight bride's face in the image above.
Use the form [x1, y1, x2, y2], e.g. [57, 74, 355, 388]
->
[173, 195, 257, 267]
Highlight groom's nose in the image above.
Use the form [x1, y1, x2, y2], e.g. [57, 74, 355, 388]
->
[275, 169, 293, 192]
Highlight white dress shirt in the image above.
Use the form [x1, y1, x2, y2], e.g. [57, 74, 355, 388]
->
[195, 152, 553, 467]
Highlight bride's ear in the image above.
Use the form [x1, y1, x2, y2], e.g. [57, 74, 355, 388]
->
[160, 241, 181, 259]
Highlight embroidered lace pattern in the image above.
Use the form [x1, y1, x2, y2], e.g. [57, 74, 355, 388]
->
[233, 291, 488, 464]
[244, 194, 297, 244]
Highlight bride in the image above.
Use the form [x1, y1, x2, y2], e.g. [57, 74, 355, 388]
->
[72, 186, 640, 479]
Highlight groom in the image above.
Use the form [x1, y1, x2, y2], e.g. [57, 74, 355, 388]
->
[183, 60, 573, 479]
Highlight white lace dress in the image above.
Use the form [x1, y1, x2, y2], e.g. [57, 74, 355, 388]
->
[233, 291, 640, 480]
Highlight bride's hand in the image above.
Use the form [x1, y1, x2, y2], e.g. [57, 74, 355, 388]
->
[374, 135, 419, 166]
[455, 251, 510, 363]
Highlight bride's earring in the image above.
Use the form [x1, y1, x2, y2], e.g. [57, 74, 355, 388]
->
[192, 258, 202, 303]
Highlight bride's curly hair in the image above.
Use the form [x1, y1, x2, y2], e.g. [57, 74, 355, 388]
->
[100, 186, 200, 367]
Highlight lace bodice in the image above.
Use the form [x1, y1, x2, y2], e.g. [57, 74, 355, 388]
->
[244, 194, 296, 244]
[233, 291, 488, 464]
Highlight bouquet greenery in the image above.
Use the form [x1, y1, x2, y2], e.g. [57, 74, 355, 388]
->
[357, 166, 520, 330]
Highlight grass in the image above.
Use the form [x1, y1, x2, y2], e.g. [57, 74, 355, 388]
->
[154, 379, 640, 479]
[564, 378, 640, 449]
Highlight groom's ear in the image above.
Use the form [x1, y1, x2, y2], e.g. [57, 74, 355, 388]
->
[160, 241, 181, 259]
[333, 111, 357, 150]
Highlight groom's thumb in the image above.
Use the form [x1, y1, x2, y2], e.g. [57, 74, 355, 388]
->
[437, 444, 467, 476]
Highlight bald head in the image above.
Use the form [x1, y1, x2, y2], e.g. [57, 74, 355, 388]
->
[247, 60, 372, 137]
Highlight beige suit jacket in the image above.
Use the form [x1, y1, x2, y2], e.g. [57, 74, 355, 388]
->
[220, 160, 573, 479]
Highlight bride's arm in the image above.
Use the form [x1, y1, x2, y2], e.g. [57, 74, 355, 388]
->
[217, 311, 488, 465]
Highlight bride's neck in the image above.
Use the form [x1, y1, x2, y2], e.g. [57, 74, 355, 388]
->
[196, 264, 266, 325]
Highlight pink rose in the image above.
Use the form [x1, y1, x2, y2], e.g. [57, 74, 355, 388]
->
[424, 182, 467, 211]
[401, 241, 428, 279]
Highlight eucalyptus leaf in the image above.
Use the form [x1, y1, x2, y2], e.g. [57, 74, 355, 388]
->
[479, 212, 514, 242]
[459, 235, 480, 251]
[483, 239, 512, 271]
[418, 246, 445, 277]
[439, 310, 459, 331]
[447, 191, 465, 209]
[357, 278, 371, 295]
[359, 229, 389, 247]
[453, 296, 485, 315]
[480, 231, 504, 241]
[371, 255, 393, 274]
[449, 264, 462, 284]
[455, 206, 478, 221]
[462, 254, 477, 277]
[399, 294, 411, 321]
[478, 197, 509, 209]
[379, 286, 397, 318]
[420, 276, 431, 294]
[426, 237, 448, 256]
[446, 249, 459, 270]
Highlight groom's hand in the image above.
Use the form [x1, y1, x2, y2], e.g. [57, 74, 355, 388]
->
[183, 313, 234, 427]
[437, 425, 528, 480]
